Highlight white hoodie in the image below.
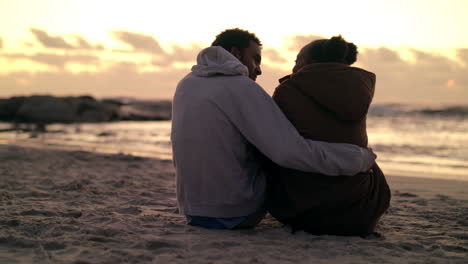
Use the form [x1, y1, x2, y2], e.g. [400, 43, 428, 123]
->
[171, 46, 375, 218]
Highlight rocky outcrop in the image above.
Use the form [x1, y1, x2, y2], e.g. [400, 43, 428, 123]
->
[0, 97, 27, 121]
[0, 96, 171, 126]
[14, 96, 79, 123]
[119, 100, 172, 120]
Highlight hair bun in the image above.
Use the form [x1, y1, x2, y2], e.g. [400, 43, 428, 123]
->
[345, 42, 358, 65]
[304, 35, 359, 64]
[323, 35, 348, 63]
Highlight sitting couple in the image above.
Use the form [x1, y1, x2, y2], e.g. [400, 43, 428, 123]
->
[171, 28, 390, 236]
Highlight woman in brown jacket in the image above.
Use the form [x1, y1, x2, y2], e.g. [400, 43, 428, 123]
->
[266, 36, 391, 236]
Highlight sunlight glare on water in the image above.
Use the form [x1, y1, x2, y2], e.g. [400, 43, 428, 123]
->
[1, 112, 467, 181]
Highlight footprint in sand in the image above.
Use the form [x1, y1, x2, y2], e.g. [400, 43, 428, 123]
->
[146, 240, 181, 250]
[144, 240, 185, 256]
[0, 219, 20, 226]
[395, 191, 418, 198]
[435, 194, 450, 201]
[116, 206, 142, 215]
[42, 241, 66, 251]
[19, 209, 82, 218]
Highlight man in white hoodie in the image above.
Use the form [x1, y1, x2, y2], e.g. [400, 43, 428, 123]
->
[171, 28, 376, 229]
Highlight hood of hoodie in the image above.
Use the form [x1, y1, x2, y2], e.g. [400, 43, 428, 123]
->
[191, 46, 249, 77]
[285, 63, 376, 121]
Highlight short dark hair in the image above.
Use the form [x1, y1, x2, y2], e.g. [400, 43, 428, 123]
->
[304, 35, 358, 65]
[211, 28, 262, 53]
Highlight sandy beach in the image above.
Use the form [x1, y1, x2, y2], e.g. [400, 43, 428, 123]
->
[0, 144, 467, 263]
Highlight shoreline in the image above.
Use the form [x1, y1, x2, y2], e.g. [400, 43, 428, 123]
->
[0, 145, 467, 263]
[1, 139, 466, 182]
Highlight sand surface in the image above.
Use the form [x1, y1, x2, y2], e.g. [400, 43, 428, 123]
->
[0, 145, 467, 263]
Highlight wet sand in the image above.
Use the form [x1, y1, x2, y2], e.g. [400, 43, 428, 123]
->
[0, 145, 467, 263]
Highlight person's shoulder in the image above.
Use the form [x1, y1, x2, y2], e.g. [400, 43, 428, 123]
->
[176, 72, 194, 87]
[349, 66, 376, 81]
[208, 75, 269, 105]
[223, 75, 262, 91]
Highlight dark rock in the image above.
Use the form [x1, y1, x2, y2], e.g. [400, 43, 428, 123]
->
[119, 100, 171, 120]
[0, 96, 171, 124]
[0, 96, 27, 121]
[15, 95, 78, 123]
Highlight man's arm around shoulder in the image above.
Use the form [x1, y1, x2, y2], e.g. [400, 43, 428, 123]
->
[216, 79, 375, 176]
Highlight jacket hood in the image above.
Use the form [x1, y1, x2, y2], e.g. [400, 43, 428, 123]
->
[191, 46, 249, 77]
[285, 63, 376, 121]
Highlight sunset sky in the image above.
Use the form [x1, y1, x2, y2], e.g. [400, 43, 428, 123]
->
[1, 0, 467, 104]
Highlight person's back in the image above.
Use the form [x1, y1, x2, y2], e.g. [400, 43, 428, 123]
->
[274, 62, 374, 147]
[267, 36, 391, 236]
[172, 29, 377, 230]
[172, 48, 267, 218]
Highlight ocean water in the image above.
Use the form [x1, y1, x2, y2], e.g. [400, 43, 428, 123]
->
[0, 104, 467, 181]
[366, 108, 468, 180]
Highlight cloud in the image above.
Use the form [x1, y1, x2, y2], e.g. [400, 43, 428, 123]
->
[286, 34, 324, 52]
[2, 53, 100, 68]
[0, 63, 188, 99]
[263, 48, 288, 64]
[110, 30, 201, 66]
[29, 29, 103, 51]
[152, 44, 202, 67]
[455, 49, 468, 86]
[151, 57, 171, 67]
[357, 47, 467, 103]
[3, 28, 467, 104]
[30, 28, 75, 49]
[112, 30, 164, 54]
[23, 41, 35, 48]
[255, 44, 468, 104]
[457, 48, 468, 64]
[74, 35, 104, 50]
[360, 47, 402, 63]
[168, 44, 202, 63]
[2, 46, 467, 104]
[410, 49, 456, 71]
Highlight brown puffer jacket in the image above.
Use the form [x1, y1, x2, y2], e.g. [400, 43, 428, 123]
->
[267, 63, 391, 236]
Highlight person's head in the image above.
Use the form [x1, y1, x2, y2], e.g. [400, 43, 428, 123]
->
[292, 35, 358, 73]
[212, 28, 262, 81]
